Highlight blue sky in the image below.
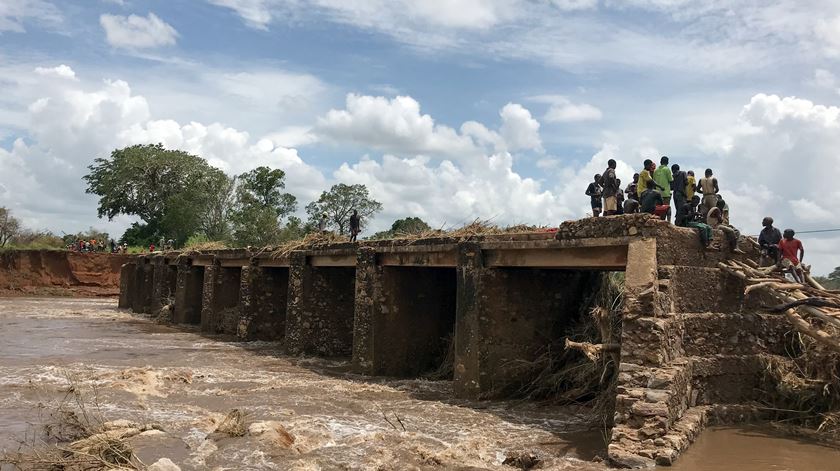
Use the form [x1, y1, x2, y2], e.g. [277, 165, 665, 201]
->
[1, 0, 840, 274]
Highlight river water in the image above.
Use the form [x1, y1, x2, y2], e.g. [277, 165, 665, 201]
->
[0, 297, 838, 470]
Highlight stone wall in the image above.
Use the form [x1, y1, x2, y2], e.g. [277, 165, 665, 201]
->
[237, 265, 289, 340]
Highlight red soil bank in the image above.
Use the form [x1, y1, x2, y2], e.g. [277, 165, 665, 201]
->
[0, 250, 131, 297]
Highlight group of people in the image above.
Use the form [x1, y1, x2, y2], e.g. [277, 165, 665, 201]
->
[586, 156, 808, 281]
[70, 238, 127, 254]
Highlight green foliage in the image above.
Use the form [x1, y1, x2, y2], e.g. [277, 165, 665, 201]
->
[370, 217, 431, 239]
[119, 222, 158, 247]
[815, 267, 840, 290]
[6, 229, 64, 250]
[84, 143, 229, 245]
[230, 166, 298, 246]
[305, 183, 382, 235]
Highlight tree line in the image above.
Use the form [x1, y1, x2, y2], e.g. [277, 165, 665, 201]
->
[83, 144, 385, 247]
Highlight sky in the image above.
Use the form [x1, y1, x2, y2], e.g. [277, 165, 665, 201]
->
[1, 0, 840, 275]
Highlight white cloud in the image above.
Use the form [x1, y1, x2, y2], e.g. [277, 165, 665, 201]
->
[533, 95, 603, 123]
[550, 0, 598, 11]
[0, 0, 61, 33]
[34, 64, 77, 80]
[816, 15, 840, 56]
[100, 12, 178, 49]
[499, 103, 542, 152]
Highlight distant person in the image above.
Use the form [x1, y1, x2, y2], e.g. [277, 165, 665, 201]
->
[640, 188, 664, 215]
[697, 168, 719, 218]
[349, 210, 361, 242]
[758, 217, 782, 266]
[110, 239, 116, 253]
[626, 173, 639, 201]
[149, 243, 155, 253]
[585, 174, 603, 217]
[318, 213, 329, 233]
[779, 229, 805, 283]
[615, 178, 625, 215]
[653, 156, 674, 221]
[600, 160, 619, 216]
[678, 195, 712, 247]
[686, 170, 696, 202]
[707, 199, 743, 254]
[637, 159, 664, 199]
[671, 164, 688, 222]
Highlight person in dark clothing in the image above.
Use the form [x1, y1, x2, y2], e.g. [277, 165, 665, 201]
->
[600, 160, 619, 216]
[758, 217, 782, 265]
[585, 174, 603, 217]
[349, 210, 361, 242]
[615, 178, 625, 215]
[640, 188, 663, 215]
[677, 196, 712, 247]
[623, 198, 640, 214]
[625, 173, 639, 201]
[671, 164, 688, 222]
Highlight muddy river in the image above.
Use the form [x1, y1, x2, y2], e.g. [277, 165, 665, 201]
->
[1, 297, 838, 470]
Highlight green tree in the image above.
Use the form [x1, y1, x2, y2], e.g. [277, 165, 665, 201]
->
[231, 166, 297, 246]
[305, 183, 382, 235]
[83, 144, 228, 245]
[370, 217, 431, 239]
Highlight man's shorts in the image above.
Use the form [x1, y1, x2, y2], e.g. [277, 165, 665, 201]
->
[591, 199, 602, 211]
[604, 196, 617, 212]
[781, 258, 800, 269]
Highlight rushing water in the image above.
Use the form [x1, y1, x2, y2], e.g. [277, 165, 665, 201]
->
[0, 297, 838, 470]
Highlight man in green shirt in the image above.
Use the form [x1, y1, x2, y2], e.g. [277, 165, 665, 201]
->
[653, 156, 674, 222]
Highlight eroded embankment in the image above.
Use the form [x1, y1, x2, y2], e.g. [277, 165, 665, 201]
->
[0, 250, 130, 297]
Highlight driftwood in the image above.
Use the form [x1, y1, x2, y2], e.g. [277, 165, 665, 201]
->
[719, 259, 840, 352]
[564, 339, 620, 361]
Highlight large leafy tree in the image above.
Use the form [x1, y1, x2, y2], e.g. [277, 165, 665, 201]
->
[84, 144, 228, 245]
[231, 166, 297, 246]
[305, 183, 382, 235]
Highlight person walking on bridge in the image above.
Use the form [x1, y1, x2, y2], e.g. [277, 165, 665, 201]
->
[349, 210, 361, 242]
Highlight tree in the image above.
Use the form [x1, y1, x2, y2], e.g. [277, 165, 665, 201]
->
[305, 183, 382, 235]
[231, 167, 297, 246]
[370, 217, 431, 239]
[0, 207, 21, 247]
[84, 144, 229, 245]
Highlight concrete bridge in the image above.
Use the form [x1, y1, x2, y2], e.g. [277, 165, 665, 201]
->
[119, 214, 788, 467]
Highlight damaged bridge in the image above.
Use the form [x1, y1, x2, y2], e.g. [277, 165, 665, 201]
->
[119, 214, 789, 467]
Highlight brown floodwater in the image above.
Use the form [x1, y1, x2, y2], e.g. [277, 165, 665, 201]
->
[0, 297, 838, 470]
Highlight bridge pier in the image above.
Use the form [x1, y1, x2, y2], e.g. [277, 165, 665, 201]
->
[353, 247, 457, 376]
[131, 257, 153, 314]
[237, 263, 289, 340]
[286, 252, 355, 356]
[150, 256, 177, 314]
[118, 262, 135, 309]
[453, 243, 596, 399]
[200, 264, 242, 334]
[173, 259, 204, 325]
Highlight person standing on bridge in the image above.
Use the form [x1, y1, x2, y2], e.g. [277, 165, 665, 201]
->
[585, 174, 603, 217]
[600, 160, 619, 216]
[625, 173, 639, 202]
[349, 210, 361, 242]
[697, 168, 719, 219]
[671, 164, 688, 223]
[653, 156, 674, 222]
[637, 159, 664, 199]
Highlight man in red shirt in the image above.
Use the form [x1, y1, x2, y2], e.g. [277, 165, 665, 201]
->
[778, 229, 805, 283]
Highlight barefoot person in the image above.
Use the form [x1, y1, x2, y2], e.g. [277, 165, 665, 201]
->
[586, 174, 603, 217]
[349, 209, 361, 242]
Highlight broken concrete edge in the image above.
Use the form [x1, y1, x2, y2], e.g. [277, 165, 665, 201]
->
[119, 216, 781, 468]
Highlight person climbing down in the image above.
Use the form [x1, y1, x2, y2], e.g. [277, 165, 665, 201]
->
[586, 174, 603, 217]
[653, 156, 674, 222]
[707, 199, 744, 254]
[697, 168, 719, 219]
[600, 160, 619, 216]
[677, 195, 712, 247]
[349, 209, 361, 242]
[778, 229, 805, 283]
[758, 217, 782, 266]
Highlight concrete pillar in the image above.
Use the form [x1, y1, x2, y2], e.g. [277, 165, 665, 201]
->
[237, 263, 289, 340]
[200, 262, 242, 335]
[286, 251, 356, 356]
[118, 262, 136, 309]
[131, 257, 153, 314]
[453, 242, 596, 399]
[173, 259, 204, 325]
[200, 263, 219, 333]
[352, 249, 457, 377]
[150, 256, 171, 314]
